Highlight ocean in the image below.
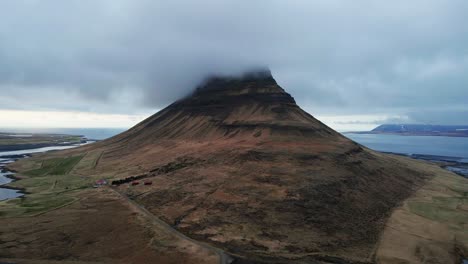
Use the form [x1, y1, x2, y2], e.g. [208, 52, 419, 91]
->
[345, 133, 468, 161]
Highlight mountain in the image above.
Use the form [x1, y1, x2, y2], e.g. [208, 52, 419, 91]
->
[373, 124, 468, 133]
[67, 69, 433, 261]
[370, 124, 468, 137]
[4, 69, 466, 264]
[95, 69, 338, 144]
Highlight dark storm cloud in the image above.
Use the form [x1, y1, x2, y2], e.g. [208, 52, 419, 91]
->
[1, 0, 467, 123]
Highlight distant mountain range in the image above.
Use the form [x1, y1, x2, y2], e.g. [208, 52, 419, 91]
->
[352, 124, 468, 137]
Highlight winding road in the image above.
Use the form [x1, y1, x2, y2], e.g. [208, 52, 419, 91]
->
[109, 187, 234, 264]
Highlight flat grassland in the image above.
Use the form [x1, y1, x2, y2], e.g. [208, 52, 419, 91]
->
[376, 155, 468, 264]
[1, 155, 89, 217]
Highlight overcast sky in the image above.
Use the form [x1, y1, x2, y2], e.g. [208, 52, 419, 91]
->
[1, 0, 467, 131]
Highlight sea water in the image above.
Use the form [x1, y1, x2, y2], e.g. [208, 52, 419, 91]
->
[345, 133, 468, 161]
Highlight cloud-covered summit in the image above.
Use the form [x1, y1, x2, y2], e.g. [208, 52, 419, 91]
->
[1, 0, 467, 124]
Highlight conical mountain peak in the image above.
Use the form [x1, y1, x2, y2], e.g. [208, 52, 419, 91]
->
[27, 68, 442, 264]
[106, 70, 337, 142]
[192, 68, 282, 96]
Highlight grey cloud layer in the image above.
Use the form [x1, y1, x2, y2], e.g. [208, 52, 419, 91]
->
[1, 0, 467, 123]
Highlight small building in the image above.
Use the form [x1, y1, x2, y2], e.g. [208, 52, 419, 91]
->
[93, 179, 108, 188]
[96, 179, 107, 185]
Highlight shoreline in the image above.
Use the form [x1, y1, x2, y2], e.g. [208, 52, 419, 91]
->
[382, 151, 468, 178]
[344, 131, 468, 138]
[0, 141, 95, 200]
[381, 151, 465, 162]
[0, 142, 83, 152]
[0, 163, 27, 199]
[0, 173, 28, 194]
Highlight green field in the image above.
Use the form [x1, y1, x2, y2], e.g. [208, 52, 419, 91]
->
[408, 200, 468, 225]
[0, 155, 97, 218]
[408, 177, 468, 229]
[24, 155, 85, 176]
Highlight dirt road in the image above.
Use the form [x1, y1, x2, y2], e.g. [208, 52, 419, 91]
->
[109, 187, 234, 264]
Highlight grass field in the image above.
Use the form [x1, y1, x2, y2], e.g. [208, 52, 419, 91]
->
[0, 155, 96, 218]
[70, 151, 103, 173]
[376, 169, 468, 263]
[0, 193, 76, 217]
[408, 176, 468, 226]
[408, 200, 468, 225]
[24, 156, 84, 176]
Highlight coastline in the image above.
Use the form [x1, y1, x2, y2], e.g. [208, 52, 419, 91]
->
[0, 160, 27, 199]
[0, 141, 85, 152]
[381, 151, 468, 178]
[344, 131, 468, 138]
[0, 141, 95, 200]
[0, 173, 28, 194]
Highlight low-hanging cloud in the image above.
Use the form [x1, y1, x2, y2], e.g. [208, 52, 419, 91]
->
[1, 0, 468, 124]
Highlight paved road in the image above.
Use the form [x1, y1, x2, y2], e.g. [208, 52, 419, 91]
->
[109, 187, 235, 264]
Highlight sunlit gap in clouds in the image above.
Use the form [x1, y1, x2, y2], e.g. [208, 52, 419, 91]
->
[0, 110, 152, 129]
[0, 109, 396, 132]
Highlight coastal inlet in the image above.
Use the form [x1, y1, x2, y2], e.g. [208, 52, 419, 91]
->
[0, 144, 92, 201]
[0, 156, 24, 200]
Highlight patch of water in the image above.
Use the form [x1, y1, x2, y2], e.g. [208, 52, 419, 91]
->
[0, 166, 21, 200]
[446, 166, 468, 178]
[0, 187, 21, 200]
[0, 171, 14, 185]
[0, 145, 79, 157]
[0, 141, 93, 201]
